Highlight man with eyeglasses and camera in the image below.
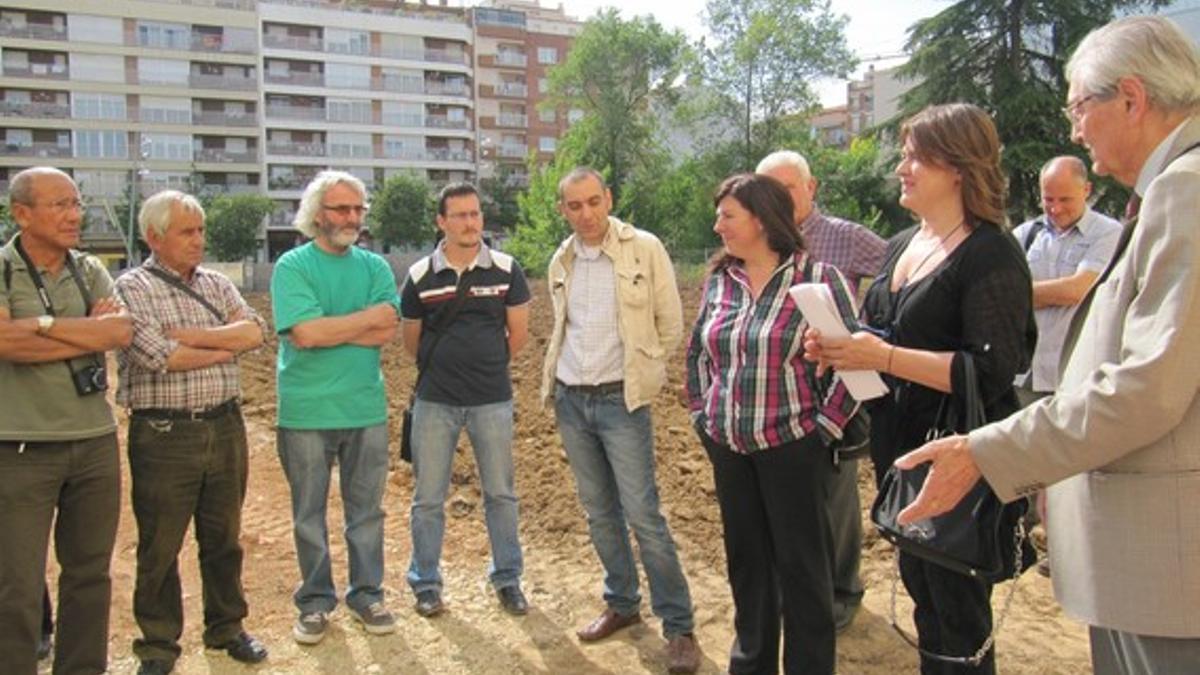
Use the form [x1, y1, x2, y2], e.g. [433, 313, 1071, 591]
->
[0, 166, 132, 675]
[270, 170, 401, 645]
[114, 190, 268, 675]
[399, 182, 531, 619]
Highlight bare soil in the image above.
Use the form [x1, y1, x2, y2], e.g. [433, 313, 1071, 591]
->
[44, 280, 1091, 674]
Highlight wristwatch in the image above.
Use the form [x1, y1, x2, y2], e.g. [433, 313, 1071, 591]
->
[36, 315, 54, 335]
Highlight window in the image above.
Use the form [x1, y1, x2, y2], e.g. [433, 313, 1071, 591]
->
[138, 58, 189, 85]
[538, 136, 556, 152]
[326, 28, 369, 56]
[72, 92, 126, 120]
[73, 130, 128, 158]
[69, 53, 123, 83]
[74, 170, 128, 198]
[328, 131, 372, 158]
[68, 15, 122, 44]
[382, 101, 422, 127]
[137, 21, 190, 49]
[327, 98, 372, 124]
[138, 96, 190, 124]
[538, 108, 556, 124]
[382, 135, 422, 159]
[142, 132, 192, 161]
[568, 108, 585, 124]
[326, 62, 371, 90]
[537, 47, 558, 64]
[538, 78, 548, 94]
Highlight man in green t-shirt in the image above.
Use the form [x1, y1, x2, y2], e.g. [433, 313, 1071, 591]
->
[271, 170, 400, 646]
[0, 167, 132, 675]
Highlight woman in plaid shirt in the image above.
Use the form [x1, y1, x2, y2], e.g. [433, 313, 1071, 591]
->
[686, 173, 860, 675]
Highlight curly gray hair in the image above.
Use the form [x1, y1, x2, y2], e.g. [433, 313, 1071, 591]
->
[293, 170, 368, 238]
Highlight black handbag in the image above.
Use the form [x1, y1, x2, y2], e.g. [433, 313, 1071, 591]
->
[869, 352, 1036, 666]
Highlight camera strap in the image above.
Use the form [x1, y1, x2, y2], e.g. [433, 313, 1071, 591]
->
[12, 234, 104, 378]
[144, 265, 226, 323]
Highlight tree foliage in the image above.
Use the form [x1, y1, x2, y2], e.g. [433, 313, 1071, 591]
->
[205, 193, 275, 261]
[479, 168, 522, 233]
[505, 131, 585, 276]
[546, 10, 688, 203]
[895, 0, 1166, 220]
[368, 172, 435, 249]
[700, 0, 855, 167]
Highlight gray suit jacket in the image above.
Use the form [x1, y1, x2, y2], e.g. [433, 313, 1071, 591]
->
[970, 115, 1200, 638]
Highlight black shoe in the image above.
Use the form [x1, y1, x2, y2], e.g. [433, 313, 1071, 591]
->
[415, 589, 444, 617]
[497, 585, 529, 616]
[36, 633, 51, 661]
[137, 660, 174, 675]
[209, 631, 268, 664]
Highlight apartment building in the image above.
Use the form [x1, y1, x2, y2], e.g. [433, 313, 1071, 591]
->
[471, 0, 580, 188]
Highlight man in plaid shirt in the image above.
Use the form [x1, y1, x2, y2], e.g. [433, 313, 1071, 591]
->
[115, 190, 267, 675]
[758, 151, 886, 632]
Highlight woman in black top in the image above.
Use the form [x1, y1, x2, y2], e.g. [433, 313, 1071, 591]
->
[806, 103, 1035, 674]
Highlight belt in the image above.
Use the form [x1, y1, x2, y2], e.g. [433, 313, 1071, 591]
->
[132, 398, 240, 422]
[556, 380, 624, 396]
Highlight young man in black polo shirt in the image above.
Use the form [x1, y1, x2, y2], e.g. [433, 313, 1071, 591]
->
[399, 182, 531, 618]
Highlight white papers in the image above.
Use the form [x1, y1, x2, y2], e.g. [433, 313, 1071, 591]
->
[789, 282, 889, 401]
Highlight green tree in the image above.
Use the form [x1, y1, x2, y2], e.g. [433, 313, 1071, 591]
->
[479, 168, 522, 232]
[506, 131, 587, 276]
[895, 0, 1165, 220]
[205, 193, 275, 261]
[700, 0, 855, 167]
[368, 172, 435, 249]
[0, 202, 16, 241]
[546, 10, 688, 203]
[802, 137, 908, 237]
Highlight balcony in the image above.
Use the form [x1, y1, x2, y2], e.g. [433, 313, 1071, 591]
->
[3, 63, 68, 80]
[267, 142, 326, 157]
[0, 101, 69, 119]
[496, 143, 527, 159]
[497, 113, 527, 128]
[199, 183, 259, 196]
[195, 148, 258, 163]
[381, 114, 423, 128]
[373, 76, 424, 94]
[425, 116, 471, 130]
[134, 108, 192, 124]
[0, 23, 67, 41]
[378, 47, 469, 66]
[189, 73, 257, 91]
[381, 147, 425, 161]
[192, 110, 257, 127]
[262, 33, 323, 53]
[265, 71, 324, 87]
[3, 142, 71, 158]
[265, 105, 326, 122]
[190, 33, 256, 55]
[494, 52, 528, 68]
[426, 148, 472, 162]
[269, 173, 319, 190]
[495, 82, 527, 98]
[270, 210, 296, 227]
[425, 81, 468, 97]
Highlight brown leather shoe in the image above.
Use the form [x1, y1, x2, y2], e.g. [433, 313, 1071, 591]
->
[666, 633, 701, 674]
[576, 608, 641, 642]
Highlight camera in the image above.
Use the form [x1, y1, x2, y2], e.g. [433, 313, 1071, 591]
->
[71, 363, 108, 397]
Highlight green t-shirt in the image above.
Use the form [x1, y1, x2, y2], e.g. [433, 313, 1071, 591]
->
[0, 238, 118, 441]
[271, 242, 399, 430]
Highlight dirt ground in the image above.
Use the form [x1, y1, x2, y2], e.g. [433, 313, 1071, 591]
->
[44, 280, 1092, 674]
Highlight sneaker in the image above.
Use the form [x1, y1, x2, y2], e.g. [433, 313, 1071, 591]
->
[415, 589, 444, 618]
[350, 601, 397, 635]
[293, 610, 329, 645]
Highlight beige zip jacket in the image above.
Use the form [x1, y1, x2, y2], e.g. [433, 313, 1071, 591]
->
[539, 216, 683, 412]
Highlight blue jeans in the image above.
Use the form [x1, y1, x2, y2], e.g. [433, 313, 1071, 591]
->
[553, 384, 695, 637]
[407, 398, 523, 593]
[277, 424, 389, 614]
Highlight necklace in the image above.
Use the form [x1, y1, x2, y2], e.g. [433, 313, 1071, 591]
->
[904, 221, 965, 285]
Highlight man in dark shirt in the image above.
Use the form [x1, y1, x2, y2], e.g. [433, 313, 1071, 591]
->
[399, 182, 531, 618]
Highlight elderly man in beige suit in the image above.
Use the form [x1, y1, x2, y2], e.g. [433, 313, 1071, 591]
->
[893, 15, 1200, 674]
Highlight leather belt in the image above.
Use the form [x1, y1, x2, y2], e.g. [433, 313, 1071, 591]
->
[132, 398, 239, 422]
[556, 380, 624, 396]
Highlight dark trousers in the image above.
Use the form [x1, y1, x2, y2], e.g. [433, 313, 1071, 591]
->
[899, 552, 995, 675]
[702, 433, 835, 675]
[0, 433, 121, 675]
[42, 586, 53, 638]
[128, 408, 250, 665]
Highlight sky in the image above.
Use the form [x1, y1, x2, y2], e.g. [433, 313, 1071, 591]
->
[547, 0, 952, 107]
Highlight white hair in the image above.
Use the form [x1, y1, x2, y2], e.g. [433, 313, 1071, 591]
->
[1066, 15, 1200, 114]
[8, 166, 74, 209]
[138, 189, 204, 239]
[756, 150, 812, 179]
[293, 170, 368, 238]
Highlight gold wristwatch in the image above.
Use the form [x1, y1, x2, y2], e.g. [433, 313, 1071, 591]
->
[36, 315, 55, 335]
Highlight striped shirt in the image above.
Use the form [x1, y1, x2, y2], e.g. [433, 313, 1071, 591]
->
[799, 207, 887, 295]
[686, 252, 860, 453]
[116, 257, 263, 410]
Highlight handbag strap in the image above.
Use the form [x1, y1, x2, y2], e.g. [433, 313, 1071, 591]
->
[410, 268, 473, 403]
[144, 265, 226, 323]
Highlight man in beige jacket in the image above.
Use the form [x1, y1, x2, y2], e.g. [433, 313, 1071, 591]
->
[894, 16, 1200, 673]
[540, 167, 699, 674]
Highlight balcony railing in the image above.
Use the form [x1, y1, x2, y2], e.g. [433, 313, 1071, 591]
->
[269, 210, 296, 227]
[190, 32, 257, 55]
[496, 144, 527, 159]
[189, 73, 257, 91]
[265, 71, 324, 87]
[377, 47, 469, 66]
[424, 49, 467, 65]
[425, 116, 471, 130]
[3, 142, 71, 158]
[0, 101, 69, 119]
[373, 76, 424, 94]
[496, 82, 528, 98]
[267, 142, 326, 157]
[135, 108, 192, 124]
[192, 110, 257, 127]
[262, 33, 323, 53]
[0, 23, 67, 41]
[269, 174, 319, 190]
[425, 81, 468, 97]
[381, 114, 423, 128]
[265, 105, 326, 121]
[497, 113, 527, 128]
[426, 148, 472, 162]
[3, 63, 68, 80]
[195, 148, 258, 163]
[495, 52, 528, 68]
[199, 183, 259, 196]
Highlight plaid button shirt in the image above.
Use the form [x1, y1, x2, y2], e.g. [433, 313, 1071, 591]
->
[799, 207, 887, 295]
[115, 257, 264, 410]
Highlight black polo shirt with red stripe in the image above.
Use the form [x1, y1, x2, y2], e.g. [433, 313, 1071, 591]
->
[399, 243, 530, 406]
